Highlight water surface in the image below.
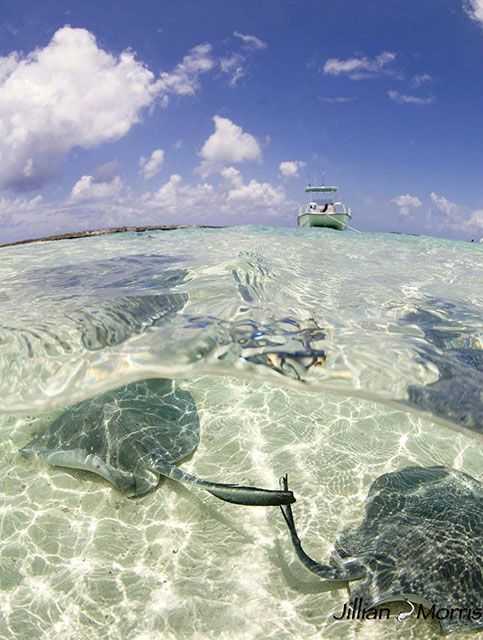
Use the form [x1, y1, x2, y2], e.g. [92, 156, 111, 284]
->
[1, 226, 483, 640]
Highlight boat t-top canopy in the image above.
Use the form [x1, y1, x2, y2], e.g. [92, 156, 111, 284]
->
[305, 185, 338, 193]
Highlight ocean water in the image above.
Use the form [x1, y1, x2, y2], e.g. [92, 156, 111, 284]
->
[0, 226, 483, 640]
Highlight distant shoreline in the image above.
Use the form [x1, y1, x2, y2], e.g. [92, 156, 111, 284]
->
[0, 225, 225, 249]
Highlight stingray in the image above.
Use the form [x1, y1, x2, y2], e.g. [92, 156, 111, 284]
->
[401, 300, 483, 433]
[20, 378, 294, 507]
[280, 466, 483, 634]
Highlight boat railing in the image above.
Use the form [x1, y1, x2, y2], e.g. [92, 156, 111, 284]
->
[299, 203, 349, 216]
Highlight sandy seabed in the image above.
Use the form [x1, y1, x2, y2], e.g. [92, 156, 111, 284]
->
[1, 376, 481, 640]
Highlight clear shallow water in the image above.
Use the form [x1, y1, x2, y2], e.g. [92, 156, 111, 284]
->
[1, 226, 483, 639]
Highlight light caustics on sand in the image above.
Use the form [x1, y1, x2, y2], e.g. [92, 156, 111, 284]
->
[1, 227, 483, 640]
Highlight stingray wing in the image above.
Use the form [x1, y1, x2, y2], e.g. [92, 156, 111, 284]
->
[21, 378, 200, 497]
[338, 466, 483, 634]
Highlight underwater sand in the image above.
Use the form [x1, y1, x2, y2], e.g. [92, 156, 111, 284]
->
[1, 227, 483, 639]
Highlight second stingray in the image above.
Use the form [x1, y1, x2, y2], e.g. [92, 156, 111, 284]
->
[20, 378, 294, 506]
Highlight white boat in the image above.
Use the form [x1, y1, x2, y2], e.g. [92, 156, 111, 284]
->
[297, 185, 352, 230]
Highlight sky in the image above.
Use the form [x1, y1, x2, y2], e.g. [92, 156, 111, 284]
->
[1, 0, 483, 242]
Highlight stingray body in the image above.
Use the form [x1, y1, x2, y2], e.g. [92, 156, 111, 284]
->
[21, 378, 294, 506]
[281, 466, 483, 634]
[401, 301, 483, 433]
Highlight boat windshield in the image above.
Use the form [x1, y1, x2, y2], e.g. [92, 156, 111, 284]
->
[311, 198, 334, 204]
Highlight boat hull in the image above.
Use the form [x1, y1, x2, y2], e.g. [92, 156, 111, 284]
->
[297, 212, 350, 230]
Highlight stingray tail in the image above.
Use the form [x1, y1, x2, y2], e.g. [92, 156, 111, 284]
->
[154, 458, 295, 506]
[279, 475, 364, 581]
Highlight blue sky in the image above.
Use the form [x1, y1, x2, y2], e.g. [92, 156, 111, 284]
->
[1, 0, 483, 242]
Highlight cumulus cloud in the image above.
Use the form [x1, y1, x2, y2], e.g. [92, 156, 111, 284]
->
[220, 166, 243, 187]
[279, 160, 306, 178]
[465, 209, 483, 230]
[197, 116, 262, 176]
[227, 178, 285, 209]
[430, 192, 460, 219]
[143, 174, 216, 214]
[0, 167, 295, 241]
[71, 175, 123, 202]
[139, 149, 165, 179]
[233, 31, 267, 50]
[426, 192, 483, 234]
[390, 192, 481, 234]
[464, 0, 483, 24]
[0, 27, 159, 191]
[0, 194, 54, 241]
[0, 27, 215, 192]
[144, 173, 182, 211]
[144, 169, 287, 217]
[323, 51, 396, 79]
[0, 194, 141, 244]
[388, 90, 434, 105]
[391, 194, 422, 216]
[0, 194, 43, 218]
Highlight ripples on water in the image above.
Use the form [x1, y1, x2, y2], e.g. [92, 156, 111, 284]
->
[1, 227, 483, 639]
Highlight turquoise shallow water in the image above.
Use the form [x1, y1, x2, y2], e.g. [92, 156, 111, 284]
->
[1, 226, 483, 640]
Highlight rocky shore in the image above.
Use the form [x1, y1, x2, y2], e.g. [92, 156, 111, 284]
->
[0, 225, 224, 248]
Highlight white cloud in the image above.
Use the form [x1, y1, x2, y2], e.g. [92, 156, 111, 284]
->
[139, 149, 165, 179]
[143, 174, 216, 215]
[233, 31, 267, 50]
[220, 33, 267, 88]
[323, 51, 396, 79]
[0, 194, 57, 240]
[410, 73, 432, 88]
[0, 27, 215, 192]
[0, 194, 43, 218]
[71, 175, 123, 202]
[464, 0, 483, 24]
[227, 179, 285, 209]
[0, 167, 295, 242]
[197, 116, 262, 176]
[220, 166, 243, 187]
[427, 192, 483, 234]
[145, 170, 287, 217]
[388, 90, 434, 105]
[391, 194, 422, 216]
[229, 66, 245, 87]
[279, 160, 306, 178]
[220, 54, 246, 87]
[465, 209, 483, 230]
[430, 192, 460, 219]
[0, 27, 160, 191]
[144, 173, 181, 211]
[0, 194, 141, 243]
[156, 43, 214, 98]
[0, 53, 19, 83]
